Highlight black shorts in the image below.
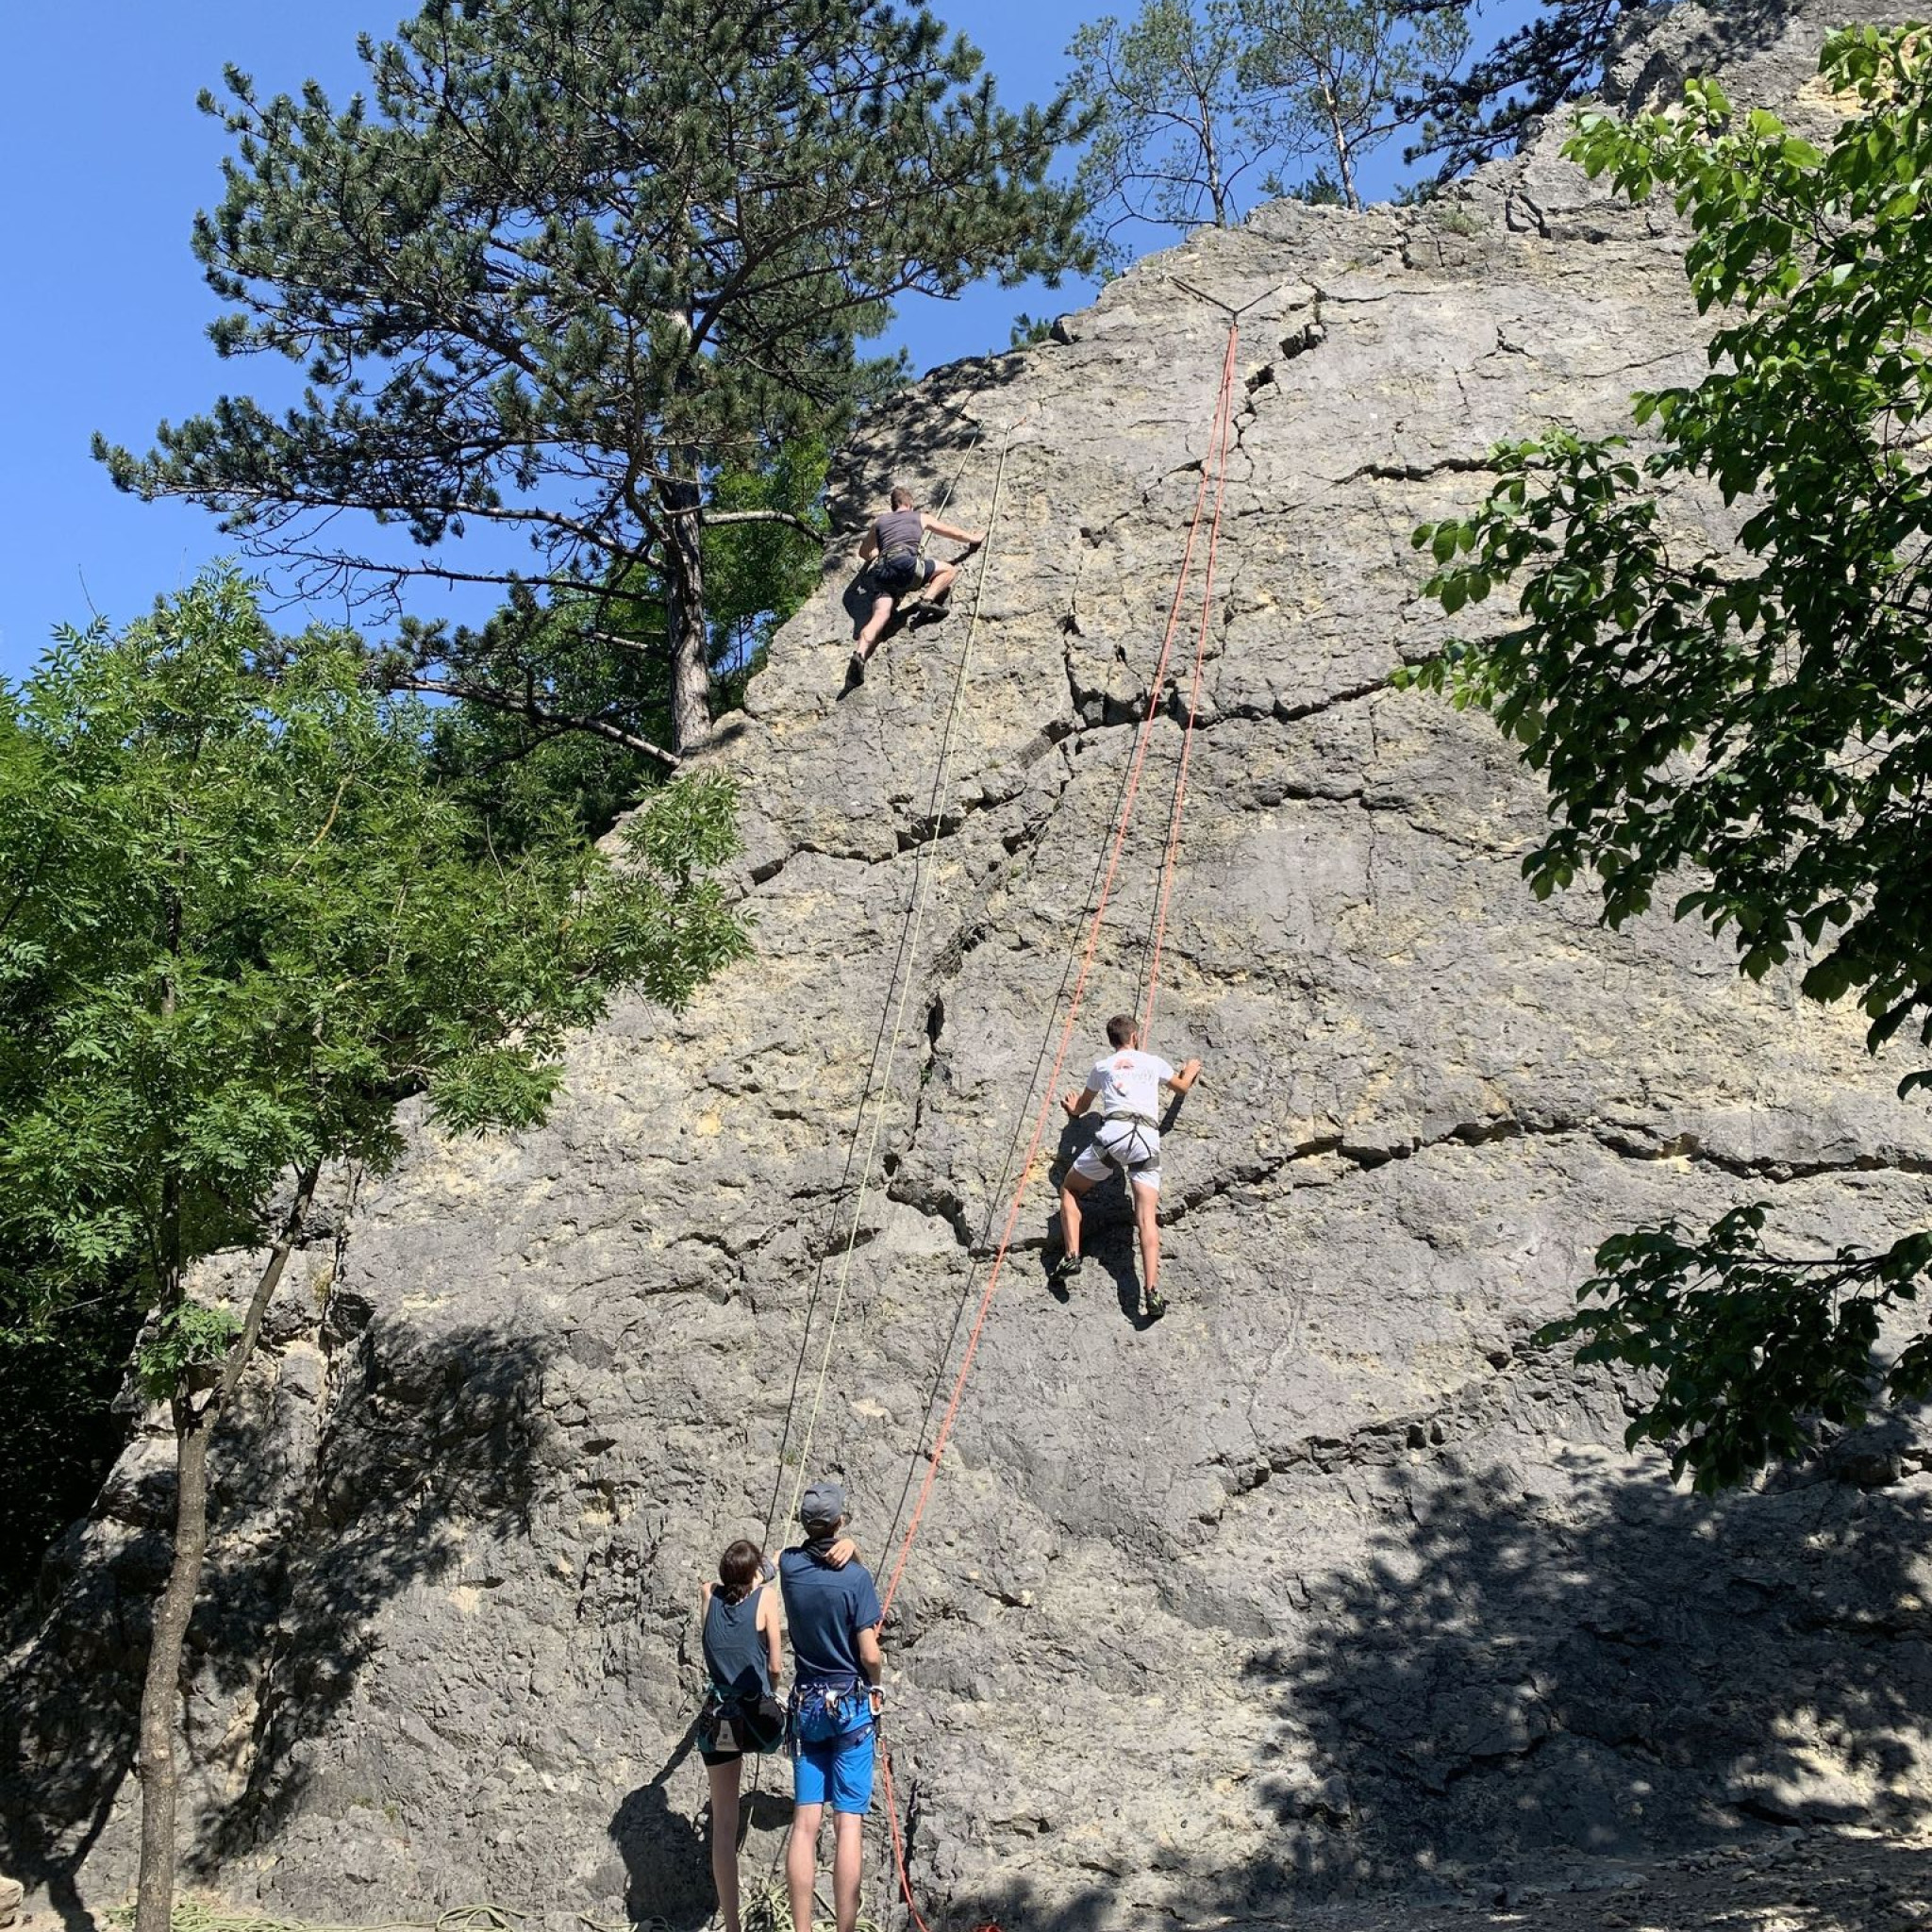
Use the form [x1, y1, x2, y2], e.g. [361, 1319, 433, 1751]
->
[698, 1696, 787, 1765]
[870, 552, 936, 597]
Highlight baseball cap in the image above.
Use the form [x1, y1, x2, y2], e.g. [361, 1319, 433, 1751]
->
[798, 1479, 847, 1531]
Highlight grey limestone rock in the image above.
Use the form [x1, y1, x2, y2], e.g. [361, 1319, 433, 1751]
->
[7, 1, 1932, 1927]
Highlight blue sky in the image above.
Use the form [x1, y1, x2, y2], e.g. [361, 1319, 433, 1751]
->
[0, 0, 1496, 680]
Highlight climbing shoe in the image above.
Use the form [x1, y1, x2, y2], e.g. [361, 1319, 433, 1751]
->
[908, 596, 952, 627]
[1144, 1285, 1168, 1322]
[846, 650, 867, 688]
[1051, 1250, 1083, 1283]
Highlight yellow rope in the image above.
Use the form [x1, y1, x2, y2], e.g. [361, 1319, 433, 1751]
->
[112, 1904, 539, 1932]
[780, 422, 1021, 1531]
[742, 1877, 883, 1932]
[114, 1895, 878, 1932]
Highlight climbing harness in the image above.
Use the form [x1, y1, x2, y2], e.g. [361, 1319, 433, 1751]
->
[789, 1678, 877, 1746]
[1091, 1112, 1161, 1177]
[697, 1688, 787, 1758]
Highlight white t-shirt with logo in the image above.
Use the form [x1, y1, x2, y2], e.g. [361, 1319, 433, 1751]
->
[1087, 1048, 1174, 1121]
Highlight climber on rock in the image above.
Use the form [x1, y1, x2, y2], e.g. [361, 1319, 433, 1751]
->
[1055, 1014, 1203, 1320]
[847, 483, 984, 685]
[696, 1530, 854, 1932]
[780, 1480, 886, 1932]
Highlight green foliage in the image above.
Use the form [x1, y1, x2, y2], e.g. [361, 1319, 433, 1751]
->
[1274, 165, 1348, 205]
[1405, 25, 1932, 1484]
[1396, 0, 1649, 186]
[138, 1303, 242, 1401]
[416, 442, 828, 837]
[1067, 0, 1458, 241]
[1009, 311, 1059, 348]
[94, 0, 1089, 746]
[704, 441, 831, 706]
[1242, 0, 1467, 209]
[1543, 1207, 1932, 1491]
[0, 569, 751, 1396]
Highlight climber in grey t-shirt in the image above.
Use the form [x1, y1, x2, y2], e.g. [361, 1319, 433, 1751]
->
[847, 484, 985, 683]
[1055, 1011, 1202, 1318]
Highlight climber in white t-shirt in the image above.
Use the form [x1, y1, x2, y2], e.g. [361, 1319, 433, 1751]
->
[1054, 1012, 1203, 1318]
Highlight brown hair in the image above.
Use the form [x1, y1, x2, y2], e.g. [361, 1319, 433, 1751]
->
[718, 1539, 762, 1604]
[890, 484, 916, 508]
[1106, 1013, 1138, 1049]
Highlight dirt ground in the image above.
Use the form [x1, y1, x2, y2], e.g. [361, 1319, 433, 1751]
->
[1220, 1829, 1932, 1932]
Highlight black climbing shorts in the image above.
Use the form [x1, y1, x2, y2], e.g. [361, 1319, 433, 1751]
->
[870, 551, 936, 597]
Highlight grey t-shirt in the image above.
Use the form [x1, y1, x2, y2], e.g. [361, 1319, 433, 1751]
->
[873, 506, 924, 558]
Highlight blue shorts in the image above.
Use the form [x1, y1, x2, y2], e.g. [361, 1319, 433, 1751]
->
[792, 1719, 875, 1814]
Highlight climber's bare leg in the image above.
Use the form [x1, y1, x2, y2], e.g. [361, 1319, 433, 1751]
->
[707, 1757, 745, 1932]
[855, 591, 896, 658]
[1058, 1167, 1095, 1262]
[787, 1802, 823, 1932]
[1131, 1177, 1161, 1299]
[830, 1810, 864, 1932]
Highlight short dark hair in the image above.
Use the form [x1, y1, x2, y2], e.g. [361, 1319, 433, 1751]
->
[1106, 1013, 1138, 1048]
[718, 1539, 762, 1604]
[890, 484, 916, 508]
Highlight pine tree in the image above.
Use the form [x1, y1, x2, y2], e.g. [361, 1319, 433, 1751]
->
[1242, 0, 1466, 210]
[1396, 0, 1649, 186]
[1067, 0, 1274, 257]
[95, 0, 1091, 755]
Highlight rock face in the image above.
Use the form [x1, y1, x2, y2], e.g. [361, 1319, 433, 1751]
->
[8, 2, 1932, 1926]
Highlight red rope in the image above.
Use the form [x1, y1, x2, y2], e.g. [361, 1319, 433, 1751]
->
[873, 321, 1242, 1925]
[878, 324, 1240, 1623]
[1141, 324, 1241, 1048]
[879, 1745, 930, 1932]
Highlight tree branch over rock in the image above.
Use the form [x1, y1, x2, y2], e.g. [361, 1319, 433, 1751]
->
[94, 0, 1092, 753]
[1403, 26, 1932, 1487]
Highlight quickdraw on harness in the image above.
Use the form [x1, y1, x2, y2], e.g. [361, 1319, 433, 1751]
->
[789, 1678, 878, 1749]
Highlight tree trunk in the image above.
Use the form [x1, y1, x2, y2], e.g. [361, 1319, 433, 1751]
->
[662, 475, 710, 755]
[1324, 92, 1360, 212]
[132, 1398, 208, 1932]
[1200, 102, 1227, 225]
[132, 1163, 323, 1932]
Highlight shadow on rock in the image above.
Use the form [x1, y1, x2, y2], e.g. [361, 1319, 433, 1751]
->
[0, 1298, 554, 1904]
[933, 1424, 1932, 1925]
[611, 1729, 796, 1931]
[1233, 1428, 1932, 1904]
[609, 1724, 708, 1930]
[1044, 1115, 1154, 1327]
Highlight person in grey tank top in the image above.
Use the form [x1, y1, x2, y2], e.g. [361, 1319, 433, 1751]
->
[847, 483, 986, 684]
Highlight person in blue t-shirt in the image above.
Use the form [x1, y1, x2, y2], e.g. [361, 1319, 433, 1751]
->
[779, 1479, 885, 1932]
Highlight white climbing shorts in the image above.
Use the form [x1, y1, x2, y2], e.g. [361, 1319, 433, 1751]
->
[1072, 1115, 1162, 1192]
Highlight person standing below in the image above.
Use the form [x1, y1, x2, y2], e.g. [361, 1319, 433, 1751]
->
[1056, 1014, 1204, 1318]
[848, 484, 984, 684]
[697, 1533, 854, 1932]
[697, 1540, 786, 1932]
[780, 1481, 885, 1932]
